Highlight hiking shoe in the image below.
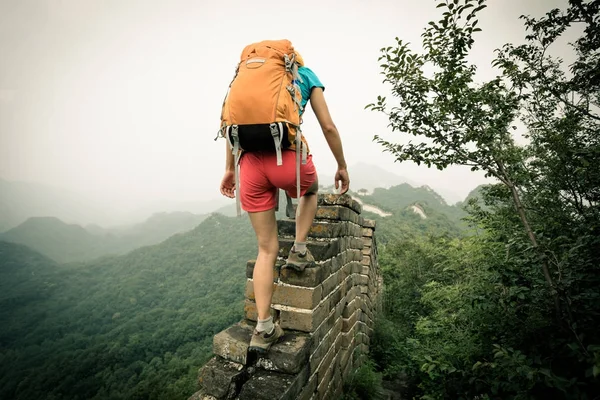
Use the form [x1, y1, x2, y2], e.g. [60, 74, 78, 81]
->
[285, 248, 316, 272]
[248, 324, 284, 353]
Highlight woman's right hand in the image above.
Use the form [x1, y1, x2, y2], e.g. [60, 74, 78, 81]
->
[334, 168, 350, 195]
[220, 170, 236, 198]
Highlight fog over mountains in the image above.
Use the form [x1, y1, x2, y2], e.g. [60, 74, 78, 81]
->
[1, 163, 471, 233]
[0, 160, 479, 265]
[0, 161, 485, 266]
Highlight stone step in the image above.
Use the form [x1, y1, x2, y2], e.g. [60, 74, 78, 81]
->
[237, 367, 310, 400]
[246, 259, 286, 281]
[277, 237, 364, 262]
[197, 356, 248, 399]
[212, 319, 311, 374]
[317, 193, 363, 214]
[290, 204, 363, 224]
[277, 238, 338, 262]
[245, 279, 323, 310]
[245, 247, 362, 287]
[277, 219, 363, 239]
[244, 282, 342, 333]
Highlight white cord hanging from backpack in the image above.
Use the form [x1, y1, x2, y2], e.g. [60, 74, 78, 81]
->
[226, 125, 243, 217]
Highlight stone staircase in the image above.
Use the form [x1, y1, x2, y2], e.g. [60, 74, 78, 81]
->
[189, 194, 382, 400]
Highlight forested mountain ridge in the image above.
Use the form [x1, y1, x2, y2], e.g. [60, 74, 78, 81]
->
[351, 183, 472, 244]
[0, 180, 471, 399]
[0, 213, 256, 400]
[0, 211, 208, 263]
[1, 179, 469, 266]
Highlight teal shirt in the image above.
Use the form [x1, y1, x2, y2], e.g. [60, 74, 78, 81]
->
[296, 66, 325, 115]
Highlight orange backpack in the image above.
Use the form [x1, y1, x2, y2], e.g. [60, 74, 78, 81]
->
[216, 39, 308, 216]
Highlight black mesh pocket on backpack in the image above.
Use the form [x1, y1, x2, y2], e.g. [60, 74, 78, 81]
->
[229, 124, 291, 152]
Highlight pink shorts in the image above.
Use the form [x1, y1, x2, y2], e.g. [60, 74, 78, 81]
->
[239, 150, 318, 212]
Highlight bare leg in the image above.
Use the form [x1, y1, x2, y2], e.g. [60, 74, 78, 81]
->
[295, 179, 319, 243]
[248, 209, 279, 321]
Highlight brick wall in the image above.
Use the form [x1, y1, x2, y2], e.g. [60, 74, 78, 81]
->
[189, 193, 382, 400]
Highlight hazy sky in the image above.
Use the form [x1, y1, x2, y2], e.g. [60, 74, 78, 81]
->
[1, 0, 570, 212]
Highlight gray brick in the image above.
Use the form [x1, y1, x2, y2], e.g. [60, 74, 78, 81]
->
[315, 346, 337, 398]
[342, 298, 357, 319]
[297, 372, 318, 400]
[197, 356, 247, 399]
[255, 332, 312, 374]
[321, 268, 342, 299]
[278, 237, 340, 261]
[312, 205, 360, 224]
[271, 282, 323, 310]
[309, 308, 336, 354]
[362, 255, 371, 266]
[279, 262, 328, 288]
[351, 249, 364, 262]
[362, 218, 376, 229]
[317, 193, 363, 214]
[246, 259, 284, 281]
[345, 285, 362, 304]
[279, 290, 333, 333]
[342, 309, 359, 332]
[244, 299, 278, 322]
[237, 365, 309, 400]
[355, 274, 369, 286]
[309, 327, 334, 373]
[212, 320, 255, 365]
[334, 295, 346, 319]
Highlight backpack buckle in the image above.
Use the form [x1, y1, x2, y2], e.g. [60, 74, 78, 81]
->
[270, 123, 284, 166]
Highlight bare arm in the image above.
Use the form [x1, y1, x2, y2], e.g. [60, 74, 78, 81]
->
[309, 88, 347, 170]
[309, 88, 349, 194]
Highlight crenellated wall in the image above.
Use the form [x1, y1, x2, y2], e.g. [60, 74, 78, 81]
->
[188, 193, 382, 400]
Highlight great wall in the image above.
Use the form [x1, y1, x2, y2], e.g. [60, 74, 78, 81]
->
[188, 193, 383, 400]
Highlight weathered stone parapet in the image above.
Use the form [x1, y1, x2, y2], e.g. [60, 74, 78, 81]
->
[190, 194, 382, 400]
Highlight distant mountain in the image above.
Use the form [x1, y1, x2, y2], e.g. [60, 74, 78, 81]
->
[350, 183, 471, 243]
[462, 184, 489, 204]
[107, 211, 208, 247]
[319, 162, 417, 193]
[0, 178, 111, 232]
[0, 217, 110, 263]
[453, 184, 494, 213]
[0, 213, 256, 400]
[319, 162, 465, 204]
[0, 240, 58, 291]
[357, 183, 450, 210]
[0, 211, 208, 263]
[118, 197, 231, 224]
[0, 178, 227, 232]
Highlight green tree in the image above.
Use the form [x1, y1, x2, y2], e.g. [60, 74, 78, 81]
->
[367, 0, 600, 398]
[367, 0, 598, 335]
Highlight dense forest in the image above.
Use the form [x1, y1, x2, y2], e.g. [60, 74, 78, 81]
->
[0, 182, 464, 400]
[0, 214, 256, 400]
[351, 0, 600, 399]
